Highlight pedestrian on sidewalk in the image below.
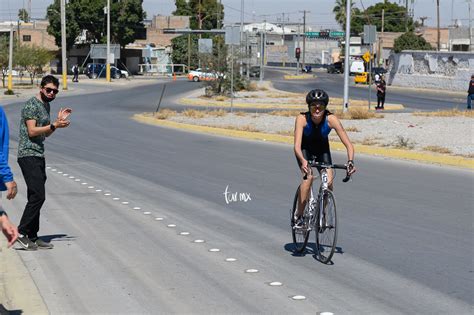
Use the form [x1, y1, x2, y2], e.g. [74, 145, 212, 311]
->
[467, 74, 474, 110]
[376, 76, 386, 110]
[0, 106, 18, 247]
[72, 64, 79, 82]
[16, 75, 72, 251]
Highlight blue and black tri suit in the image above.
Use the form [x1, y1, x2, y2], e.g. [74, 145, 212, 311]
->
[297, 110, 333, 168]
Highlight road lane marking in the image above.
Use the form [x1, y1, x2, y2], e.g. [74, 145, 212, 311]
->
[167, 224, 176, 228]
[193, 239, 205, 243]
[179, 232, 190, 235]
[143, 212, 151, 215]
[155, 217, 164, 221]
[133, 207, 141, 210]
[245, 269, 259, 273]
[121, 201, 129, 205]
[209, 248, 220, 252]
[112, 197, 120, 200]
[225, 258, 237, 262]
[291, 295, 306, 300]
[269, 282, 283, 286]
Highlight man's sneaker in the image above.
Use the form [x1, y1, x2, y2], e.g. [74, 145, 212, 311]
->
[33, 238, 54, 249]
[16, 235, 38, 251]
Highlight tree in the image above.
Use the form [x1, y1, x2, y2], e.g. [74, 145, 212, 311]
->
[16, 45, 53, 84]
[393, 32, 432, 53]
[363, 1, 414, 32]
[0, 36, 10, 87]
[332, 0, 364, 35]
[46, 0, 146, 49]
[18, 8, 30, 22]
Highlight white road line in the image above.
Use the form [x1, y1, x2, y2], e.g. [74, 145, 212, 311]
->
[81, 182, 88, 185]
[209, 248, 220, 252]
[269, 282, 283, 286]
[291, 295, 306, 300]
[143, 212, 151, 215]
[121, 201, 129, 205]
[155, 217, 164, 221]
[245, 269, 259, 273]
[75, 179, 81, 182]
[112, 197, 120, 200]
[225, 258, 237, 262]
[104, 193, 111, 196]
[167, 224, 177, 228]
[133, 207, 141, 210]
[193, 239, 205, 243]
[88, 186, 94, 189]
[179, 232, 190, 235]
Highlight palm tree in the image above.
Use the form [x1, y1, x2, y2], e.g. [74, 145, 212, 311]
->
[333, 0, 354, 29]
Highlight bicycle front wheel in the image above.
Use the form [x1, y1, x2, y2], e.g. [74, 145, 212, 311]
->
[291, 186, 310, 253]
[315, 190, 337, 263]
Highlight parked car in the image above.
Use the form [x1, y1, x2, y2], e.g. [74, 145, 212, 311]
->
[327, 61, 344, 74]
[85, 64, 127, 79]
[350, 60, 365, 75]
[187, 68, 220, 82]
[243, 66, 260, 77]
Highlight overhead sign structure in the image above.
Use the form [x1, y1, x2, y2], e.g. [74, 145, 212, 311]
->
[363, 25, 377, 44]
[305, 31, 345, 38]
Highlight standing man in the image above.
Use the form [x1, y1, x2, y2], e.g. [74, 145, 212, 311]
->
[375, 76, 387, 110]
[467, 74, 474, 110]
[72, 64, 79, 82]
[16, 75, 71, 251]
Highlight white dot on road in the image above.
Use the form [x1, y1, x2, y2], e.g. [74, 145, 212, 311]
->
[167, 224, 176, 228]
[46, 166, 51, 169]
[179, 232, 190, 235]
[193, 239, 205, 243]
[291, 295, 306, 301]
[88, 186, 94, 189]
[57, 171, 63, 174]
[133, 207, 141, 210]
[95, 189, 102, 192]
[121, 201, 129, 205]
[143, 212, 151, 215]
[51, 169, 57, 172]
[245, 269, 259, 273]
[209, 248, 220, 252]
[81, 182, 88, 185]
[320, 312, 334, 315]
[112, 197, 120, 200]
[69, 176, 75, 179]
[63, 174, 68, 176]
[269, 282, 283, 286]
[225, 258, 237, 262]
[75, 179, 80, 182]
[104, 193, 111, 196]
[155, 217, 164, 221]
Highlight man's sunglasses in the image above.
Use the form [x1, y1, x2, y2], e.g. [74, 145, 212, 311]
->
[309, 104, 327, 113]
[44, 87, 59, 95]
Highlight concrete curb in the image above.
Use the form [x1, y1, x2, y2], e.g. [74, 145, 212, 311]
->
[0, 239, 48, 314]
[283, 74, 315, 80]
[133, 114, 473, 169]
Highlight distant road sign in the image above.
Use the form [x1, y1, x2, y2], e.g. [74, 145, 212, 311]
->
[305, 32, 320, 37]
[330, 31, 345, 37]
[362, 51, 371, 62]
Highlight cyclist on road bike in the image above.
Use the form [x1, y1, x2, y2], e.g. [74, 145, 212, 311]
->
[293, 89, 356, 227]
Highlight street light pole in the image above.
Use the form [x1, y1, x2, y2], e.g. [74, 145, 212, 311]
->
[342, 0, 352, 112]
[240, 0, 244, 76]
[106, 0, 111, 82]
[60, 0, 68, 90]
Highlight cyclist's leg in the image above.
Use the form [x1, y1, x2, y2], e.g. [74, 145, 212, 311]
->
[295, 149, 313, 218]
[320, 152, 334, 191]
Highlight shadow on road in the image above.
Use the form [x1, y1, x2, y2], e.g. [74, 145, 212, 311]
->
[284, 242, 344, 264]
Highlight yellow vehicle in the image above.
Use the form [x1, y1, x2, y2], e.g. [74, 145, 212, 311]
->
[354, 72, 369, 84]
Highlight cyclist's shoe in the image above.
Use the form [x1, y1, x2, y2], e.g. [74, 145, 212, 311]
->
[294, 216, 305, 229]
[33, 238, 54, 249]
[16, 235, 38, 251]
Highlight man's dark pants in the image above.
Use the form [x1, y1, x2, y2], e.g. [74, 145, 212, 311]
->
[18, 156, 47, 239]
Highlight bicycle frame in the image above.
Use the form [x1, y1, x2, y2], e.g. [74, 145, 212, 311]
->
[306, 167, 330, 231]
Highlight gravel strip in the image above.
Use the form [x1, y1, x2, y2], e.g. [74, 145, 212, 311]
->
[169, 112, 474, 157]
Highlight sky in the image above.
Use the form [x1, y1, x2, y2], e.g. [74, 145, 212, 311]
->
[1, 0, 472, 29]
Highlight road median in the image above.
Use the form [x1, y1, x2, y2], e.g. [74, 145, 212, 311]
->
[133, 113, 473, 169]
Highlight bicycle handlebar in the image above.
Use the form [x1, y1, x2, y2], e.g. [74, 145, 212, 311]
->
[307, 160, 352, 183]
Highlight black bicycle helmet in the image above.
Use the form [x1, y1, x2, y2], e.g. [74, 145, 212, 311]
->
[306, 89, 329, 106]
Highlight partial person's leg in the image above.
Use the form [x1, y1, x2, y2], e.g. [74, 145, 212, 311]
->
[381, 94, 386, 108]
[468, 94, 473, 109]
[18, 157, 46, 240]
[296, 168, 313, 218]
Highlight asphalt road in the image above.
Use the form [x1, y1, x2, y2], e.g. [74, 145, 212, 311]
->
[3, 81, 473, 314]
[265, 68, 466, 110]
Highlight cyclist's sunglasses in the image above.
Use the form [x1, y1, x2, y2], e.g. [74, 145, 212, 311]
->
[44, 87, 59, 95]
[309, 103, 327, 113]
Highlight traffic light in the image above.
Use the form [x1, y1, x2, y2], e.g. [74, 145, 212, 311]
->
[295, 47, 301, 60]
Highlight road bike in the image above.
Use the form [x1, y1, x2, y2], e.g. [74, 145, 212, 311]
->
[291, 160, 351, 263]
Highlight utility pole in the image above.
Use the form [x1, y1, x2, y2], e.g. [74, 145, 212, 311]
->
[240, 0, 244, 76]
[7, 23, 14, 92]
[377, 9, 384, 67]
[405, 0, 409, 32]
[60, 0, 68, 89]
[300, 10, 308, 69]
[437, 0, 440, 51]
[468, 0, 472, 52]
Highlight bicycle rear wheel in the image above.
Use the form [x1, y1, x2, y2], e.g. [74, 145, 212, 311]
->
[315, 190, 337, 263]
[291, 186, 310, 253]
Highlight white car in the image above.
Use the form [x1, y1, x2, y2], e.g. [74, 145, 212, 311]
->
[188, 68, 219, 82]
